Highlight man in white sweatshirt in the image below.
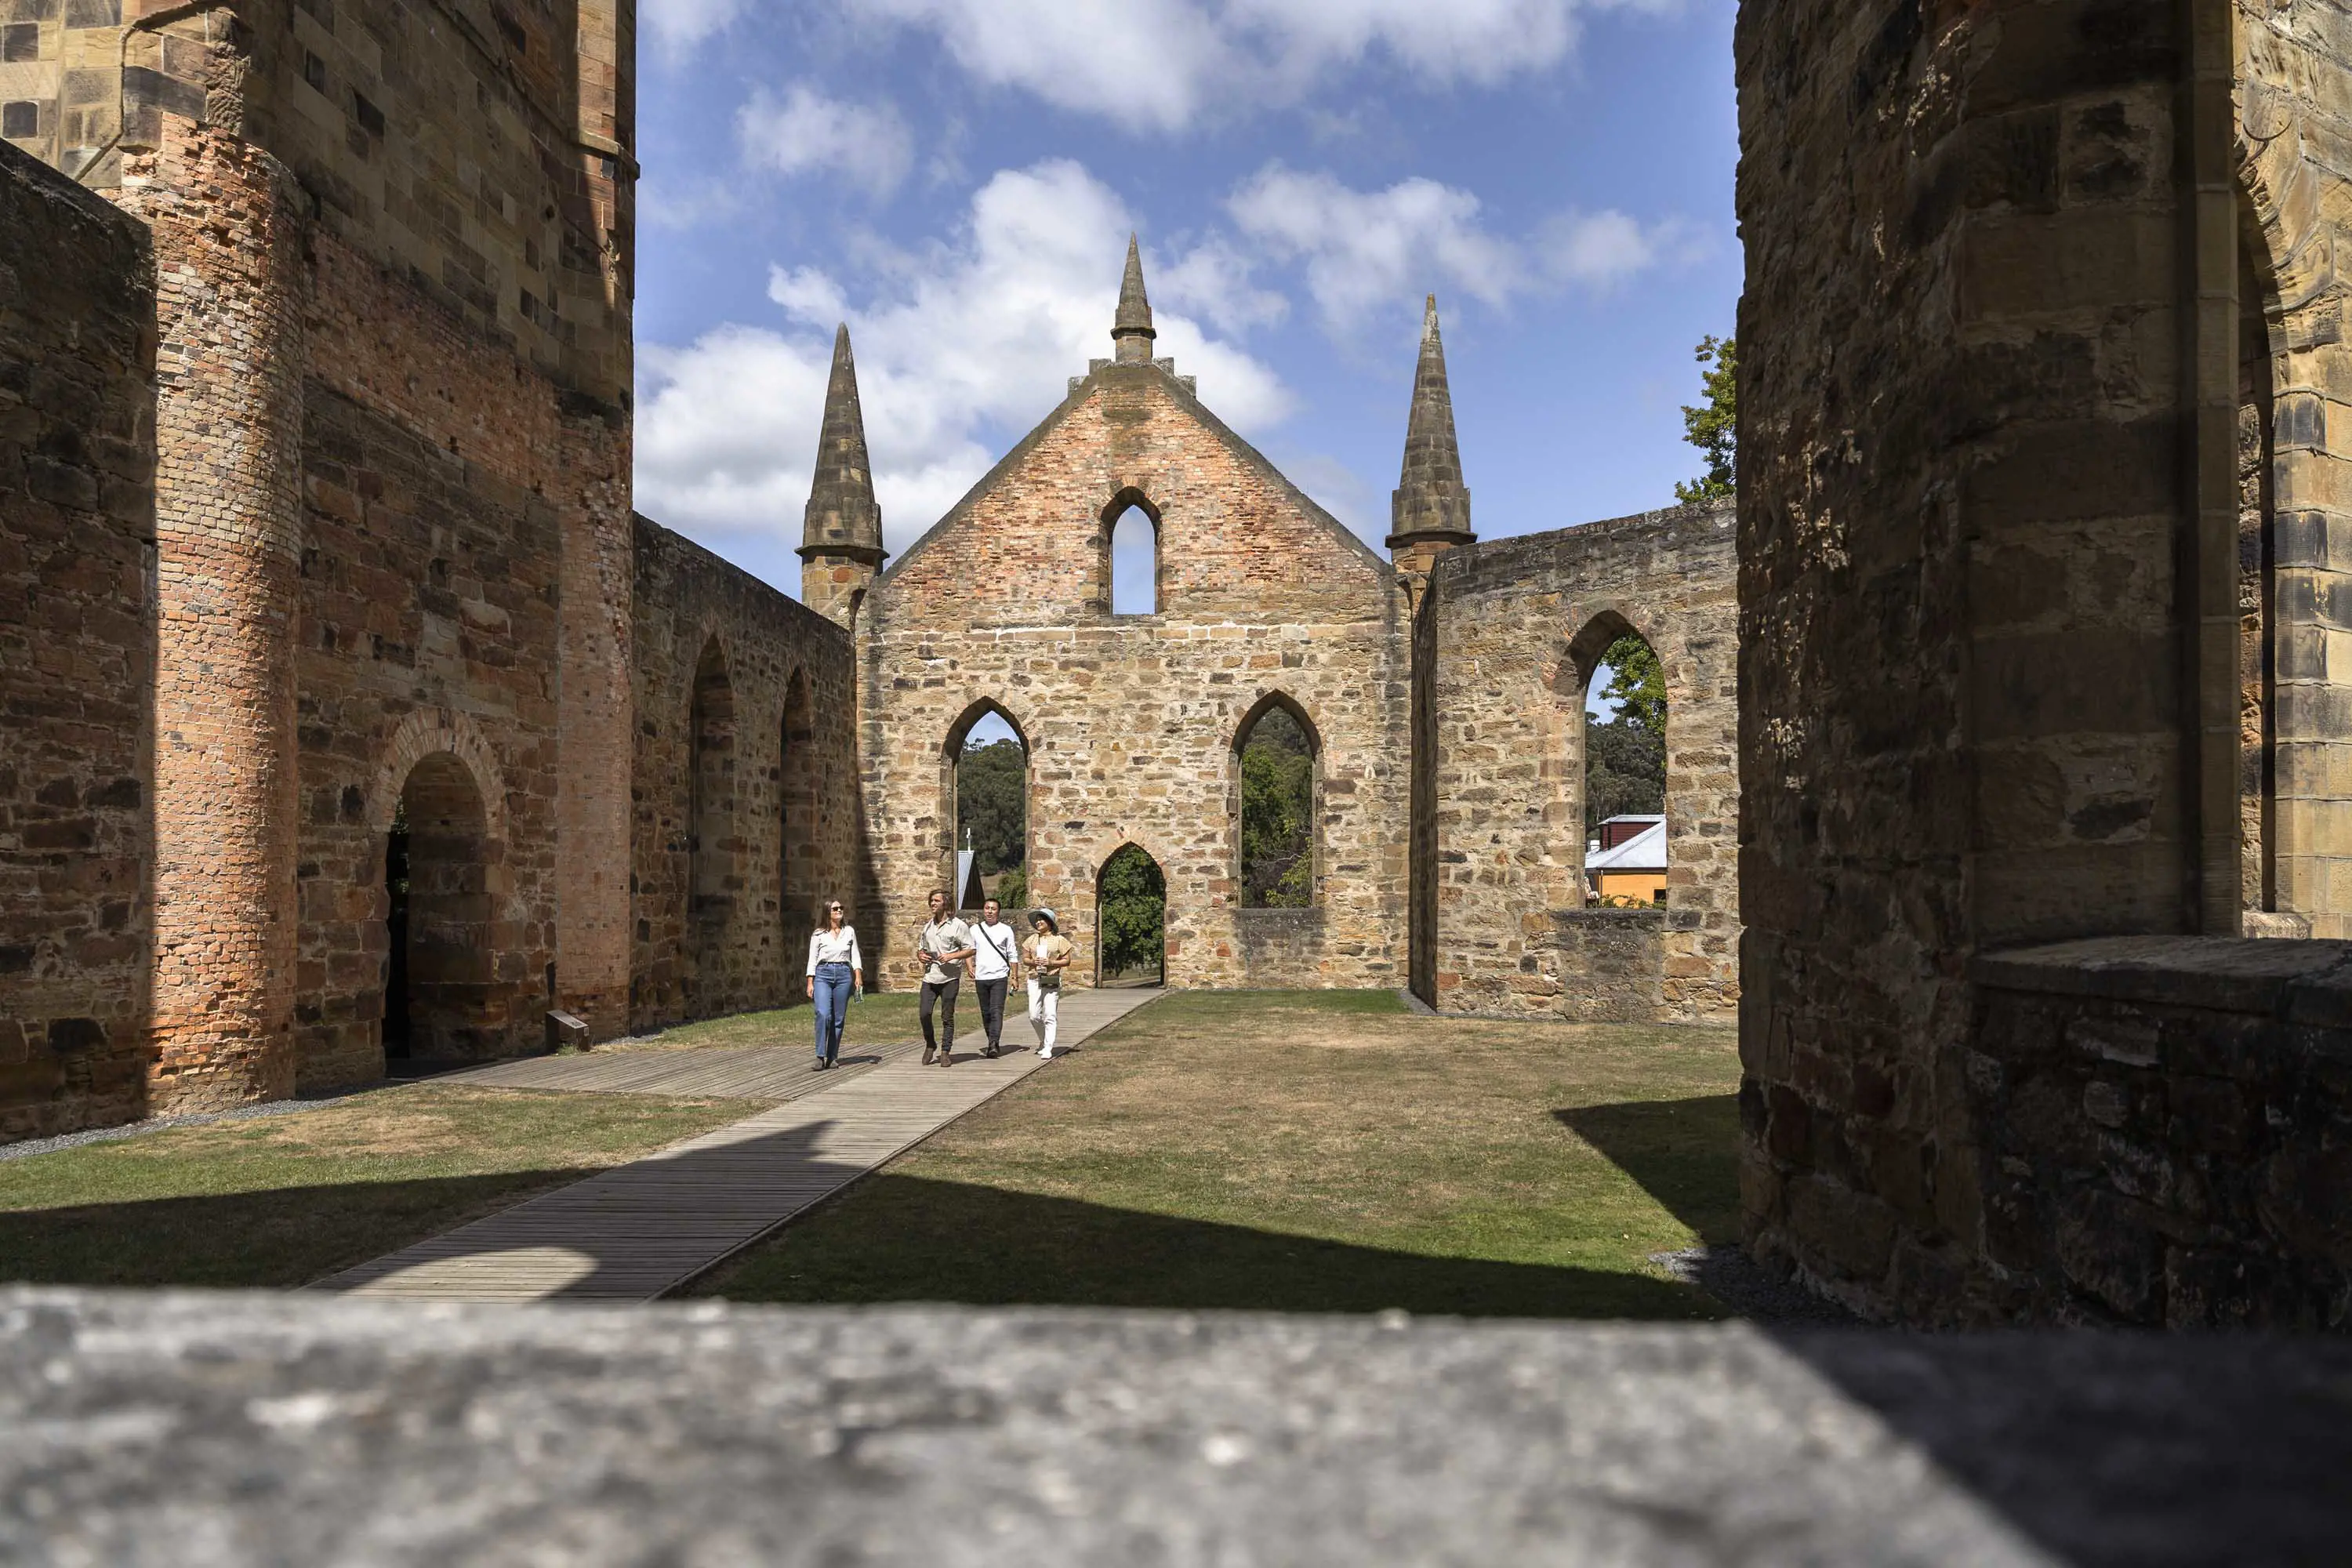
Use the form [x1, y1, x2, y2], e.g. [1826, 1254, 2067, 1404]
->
[968, 897, 1020, 1058]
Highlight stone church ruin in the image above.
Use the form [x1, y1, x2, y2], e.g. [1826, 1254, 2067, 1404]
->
[2, 0, 2348, 1330]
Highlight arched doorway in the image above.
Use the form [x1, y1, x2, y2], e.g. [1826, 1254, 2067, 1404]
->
[1095, 843, 1166, 988]
[383, 751, 495, 1063]
[1571, 614, 1668, 908]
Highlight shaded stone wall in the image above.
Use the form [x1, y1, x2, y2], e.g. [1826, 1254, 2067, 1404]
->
[860, 361, 1410, 993]
[1969, 938, 2351, 1328]
[0, 140, 155, 1142]
[632, 516, 862, 1031]
[1735, 0, 2352, 1325]
[1735, 0, 2210, 1316]
[1421, 502, 1737, 1021]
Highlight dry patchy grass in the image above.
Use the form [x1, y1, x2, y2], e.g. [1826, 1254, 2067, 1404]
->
[699, 990, 1743, 1319]
[0, 1085, 757, 1289]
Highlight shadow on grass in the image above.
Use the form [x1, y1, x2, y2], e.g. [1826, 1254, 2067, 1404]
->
[695, 1173, 1722, 1320]
[0, 1168, 597, 1290]
[1554, 1094, 1743, 1245]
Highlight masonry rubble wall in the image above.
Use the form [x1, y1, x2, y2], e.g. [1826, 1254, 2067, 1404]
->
[0, 140, 155, 1142]
[1953, 938, 2352, 1327]
[1420, 502, 1738, 1022]
[631, 515, 862, 1032]
[860, 361, 1411, 993]
[1735, 0, 2352, 1326]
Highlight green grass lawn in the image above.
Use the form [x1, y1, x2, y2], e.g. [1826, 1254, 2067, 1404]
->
[695, 990, 1744, 1320]
[0, 1086, 756, 1290]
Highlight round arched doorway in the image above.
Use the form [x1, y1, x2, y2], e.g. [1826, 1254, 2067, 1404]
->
[383, 751, 499, 1064]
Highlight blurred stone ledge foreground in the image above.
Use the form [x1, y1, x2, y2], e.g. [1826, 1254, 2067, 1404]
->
[3, 1290, 2349, 1566]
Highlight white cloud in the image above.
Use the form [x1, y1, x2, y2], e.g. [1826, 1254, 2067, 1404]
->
[642, 0, 746, 56]
[840, 0, 1680, 131]
[1156, 237, 1289, 336]
[1229, 164, 1699, 331]
[1537, 209, 1709, 288]
[635, 161, 1294, 569]
[1229, 165, 1525, 328]
[736, 85, 916, 197]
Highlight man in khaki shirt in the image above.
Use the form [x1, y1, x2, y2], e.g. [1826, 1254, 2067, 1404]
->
[915, 887, 975, 1067]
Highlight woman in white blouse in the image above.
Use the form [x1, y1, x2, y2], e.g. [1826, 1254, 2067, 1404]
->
[804, 899, 864, 1069]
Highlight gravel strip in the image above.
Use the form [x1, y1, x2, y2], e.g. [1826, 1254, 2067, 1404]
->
[1653, 1244, 1866, 1325]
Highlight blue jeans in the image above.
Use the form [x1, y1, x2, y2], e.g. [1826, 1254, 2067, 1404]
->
[812, 962, 853, 1064]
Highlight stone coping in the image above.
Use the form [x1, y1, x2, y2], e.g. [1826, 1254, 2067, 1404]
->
[1971, 934, 2352, 1023]
[5, 1290, 2350, 1563]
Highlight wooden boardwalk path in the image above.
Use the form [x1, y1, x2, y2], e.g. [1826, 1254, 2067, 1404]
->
[437, 1037, 925, 1102]
[318, 988, 1164, 1304]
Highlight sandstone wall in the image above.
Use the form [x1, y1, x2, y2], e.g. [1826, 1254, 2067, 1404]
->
[1421, 502, 1737, 1022]
[1733, 0, 2352, 1323]
[1965, 938, 2352, 1328]
[2, 0, 633, 408]
[2238, 4, 2352, 938]
[632, 515, 862, 1031]
[861, 361, 1410, 993]
[0, 140, 155, 1141]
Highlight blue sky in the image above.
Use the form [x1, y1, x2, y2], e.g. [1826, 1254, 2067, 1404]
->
[631, 0, 1740, 599]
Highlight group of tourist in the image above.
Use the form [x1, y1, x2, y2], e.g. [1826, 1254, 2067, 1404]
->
[802, 890, 1075, 1070]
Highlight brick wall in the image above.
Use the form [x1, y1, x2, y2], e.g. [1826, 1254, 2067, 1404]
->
[1421, 502, 1737, 1021]
[285, 227, 633, 1087]
[117, 116, 307, 1115]
[632, 516, 862, 1031]
[2, 0, 634, 409]
[860, 361, 1411, 993]
[0, 140, 155, 1141]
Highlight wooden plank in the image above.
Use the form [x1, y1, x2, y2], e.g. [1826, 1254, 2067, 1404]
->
[320, 989, 1167, 1304]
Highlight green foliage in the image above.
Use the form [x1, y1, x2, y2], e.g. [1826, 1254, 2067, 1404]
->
[993, 866, 1029, 913]
[1587, 633, 1665, 830]
[1599, 633, 1665, 736]
[1674, 334, 1737, 504]
[1240, 706, 1313, 907]
[1098, 845, 1165, 978]
[1584, 716, 1664, 829]
[956, 738, 1026, 876]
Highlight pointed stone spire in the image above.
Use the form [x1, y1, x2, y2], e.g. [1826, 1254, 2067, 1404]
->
[798, 323, 887, 626]
[1112, 234, 1157, 363]
[1389, 295, 1473, 550]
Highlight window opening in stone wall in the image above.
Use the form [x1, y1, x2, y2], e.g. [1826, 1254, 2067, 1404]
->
[1096, 844, 1166, 987]
[690, 638, 739, 1001]
[2240, 230, 2282, 924]
[951, 704, 1028, 914]
[383, 753, 493, 1063]
[1109, 503, 1158, 615]
[1580, 622, 1667, 908]
[779, 669, 818, 946]
[1236, 695, 1316, 908]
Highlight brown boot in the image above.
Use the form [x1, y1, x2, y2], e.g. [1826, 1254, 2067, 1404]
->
[921, 1046, 936, 1065]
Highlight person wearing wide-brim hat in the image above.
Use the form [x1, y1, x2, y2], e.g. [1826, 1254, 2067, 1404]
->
[1024, 908, 1074, 1058]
